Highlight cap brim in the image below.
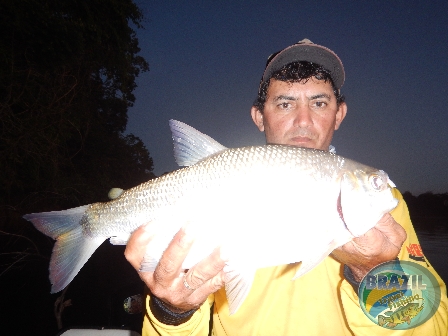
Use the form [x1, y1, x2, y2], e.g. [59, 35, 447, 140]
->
[262, 43, 345, 89]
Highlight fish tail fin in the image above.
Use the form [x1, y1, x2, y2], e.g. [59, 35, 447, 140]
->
[23, 205, 105, 293]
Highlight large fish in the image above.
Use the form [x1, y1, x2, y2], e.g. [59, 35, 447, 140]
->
[23, 120, 398, 314]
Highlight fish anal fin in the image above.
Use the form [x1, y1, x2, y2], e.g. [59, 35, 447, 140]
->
[223, 266, 256, 315]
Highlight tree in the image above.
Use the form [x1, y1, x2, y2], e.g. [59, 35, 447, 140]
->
[0, 0, 152, 211]
[0, 1, 153, 333]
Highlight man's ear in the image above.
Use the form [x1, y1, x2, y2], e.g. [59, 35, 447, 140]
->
[251, 106, 264, 132]
[334, 102, 347, 130]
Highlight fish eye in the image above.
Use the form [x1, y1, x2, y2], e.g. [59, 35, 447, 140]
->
[369, 174, 384, 191]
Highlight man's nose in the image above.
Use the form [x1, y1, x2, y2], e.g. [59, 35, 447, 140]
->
[293, 105, 313, 127]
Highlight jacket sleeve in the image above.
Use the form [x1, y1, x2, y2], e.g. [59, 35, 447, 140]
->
[340, 188, 448, 335]
[142, 293, 214, 336]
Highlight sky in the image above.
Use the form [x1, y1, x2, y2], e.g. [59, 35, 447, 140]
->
[126, 1, 448, 195]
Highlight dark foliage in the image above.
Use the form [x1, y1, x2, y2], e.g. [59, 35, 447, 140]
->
[0, 1, 154, 334]
[402, 191, 448, 228]
[0, 0, 153, 212]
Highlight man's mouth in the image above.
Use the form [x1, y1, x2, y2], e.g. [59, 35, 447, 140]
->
[290, 136, 314, 145]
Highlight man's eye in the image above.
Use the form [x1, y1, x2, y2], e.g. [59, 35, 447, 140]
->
[314, 101, 327, 108]
[278, 102, 291, 109]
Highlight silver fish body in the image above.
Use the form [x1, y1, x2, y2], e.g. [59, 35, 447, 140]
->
[24, 120, 398, 314]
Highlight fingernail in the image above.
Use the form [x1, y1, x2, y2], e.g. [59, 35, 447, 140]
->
[180, 225, 194, 245]
[219, 245, 230, 262]
[141, 222, 152, 231]
[182, 222, 193, 235]
[182, 223, 197, 239]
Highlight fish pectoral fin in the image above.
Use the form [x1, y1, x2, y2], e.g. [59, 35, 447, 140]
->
[169, 120, 228, 166]
[292, 255, 324, 280]
[224, 266, 256, 315]
[109, 234, 131, 245]
[140, 254, 159, 272]
[292, 238, 346, 280]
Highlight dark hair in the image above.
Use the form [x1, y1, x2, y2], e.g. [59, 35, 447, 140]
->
[253, 61, 345, 112]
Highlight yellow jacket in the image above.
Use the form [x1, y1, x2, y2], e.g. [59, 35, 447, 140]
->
[142, 189, 448, 335]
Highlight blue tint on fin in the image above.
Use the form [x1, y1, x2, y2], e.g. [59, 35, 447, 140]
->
[169, 120, 227, 166]
[50, 227, 105, 293]
[23, 205, 89, 240]
[23, 205, 106, 293]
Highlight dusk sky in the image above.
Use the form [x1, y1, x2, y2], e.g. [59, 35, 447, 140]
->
[126, 1, 448, 195]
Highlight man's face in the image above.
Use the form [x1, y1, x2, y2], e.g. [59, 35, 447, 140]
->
[251, 78, 347, 150]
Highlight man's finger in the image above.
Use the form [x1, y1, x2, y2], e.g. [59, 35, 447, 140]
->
[179, 248, 226, 304]
[125, 223, 154, 271]
[373, 213, 407, 249]
[154, 227, 194, 285]
[186, 247, 227, 290]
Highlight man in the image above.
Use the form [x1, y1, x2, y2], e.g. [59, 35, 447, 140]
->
[125, 39, 448, 335]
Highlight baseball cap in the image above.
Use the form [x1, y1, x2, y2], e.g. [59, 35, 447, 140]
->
[261, 39, 345, 90]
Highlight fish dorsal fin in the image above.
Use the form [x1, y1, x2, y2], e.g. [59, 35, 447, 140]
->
[169, 120, 227, 166]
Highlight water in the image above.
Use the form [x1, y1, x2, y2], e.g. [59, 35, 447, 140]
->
[415, 225, 448, 285]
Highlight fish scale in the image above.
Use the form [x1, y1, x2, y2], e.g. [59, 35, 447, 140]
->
[23, 120, 398, 314]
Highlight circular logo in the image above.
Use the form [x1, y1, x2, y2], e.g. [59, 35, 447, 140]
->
[358, 260, 441, 329]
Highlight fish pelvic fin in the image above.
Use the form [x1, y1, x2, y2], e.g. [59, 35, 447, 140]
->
[140, 255, 159, 272]
[109, 234, 131, 245]
[23, 205, 106, 293]
[223, 266, 256, 315]
[169, 120, 227, 166]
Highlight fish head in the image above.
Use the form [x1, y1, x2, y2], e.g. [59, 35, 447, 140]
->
[339, 167, 398, 237]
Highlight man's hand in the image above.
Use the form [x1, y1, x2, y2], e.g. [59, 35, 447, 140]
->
[124, 224, 227, 313]
[332, 213, 407, 282]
